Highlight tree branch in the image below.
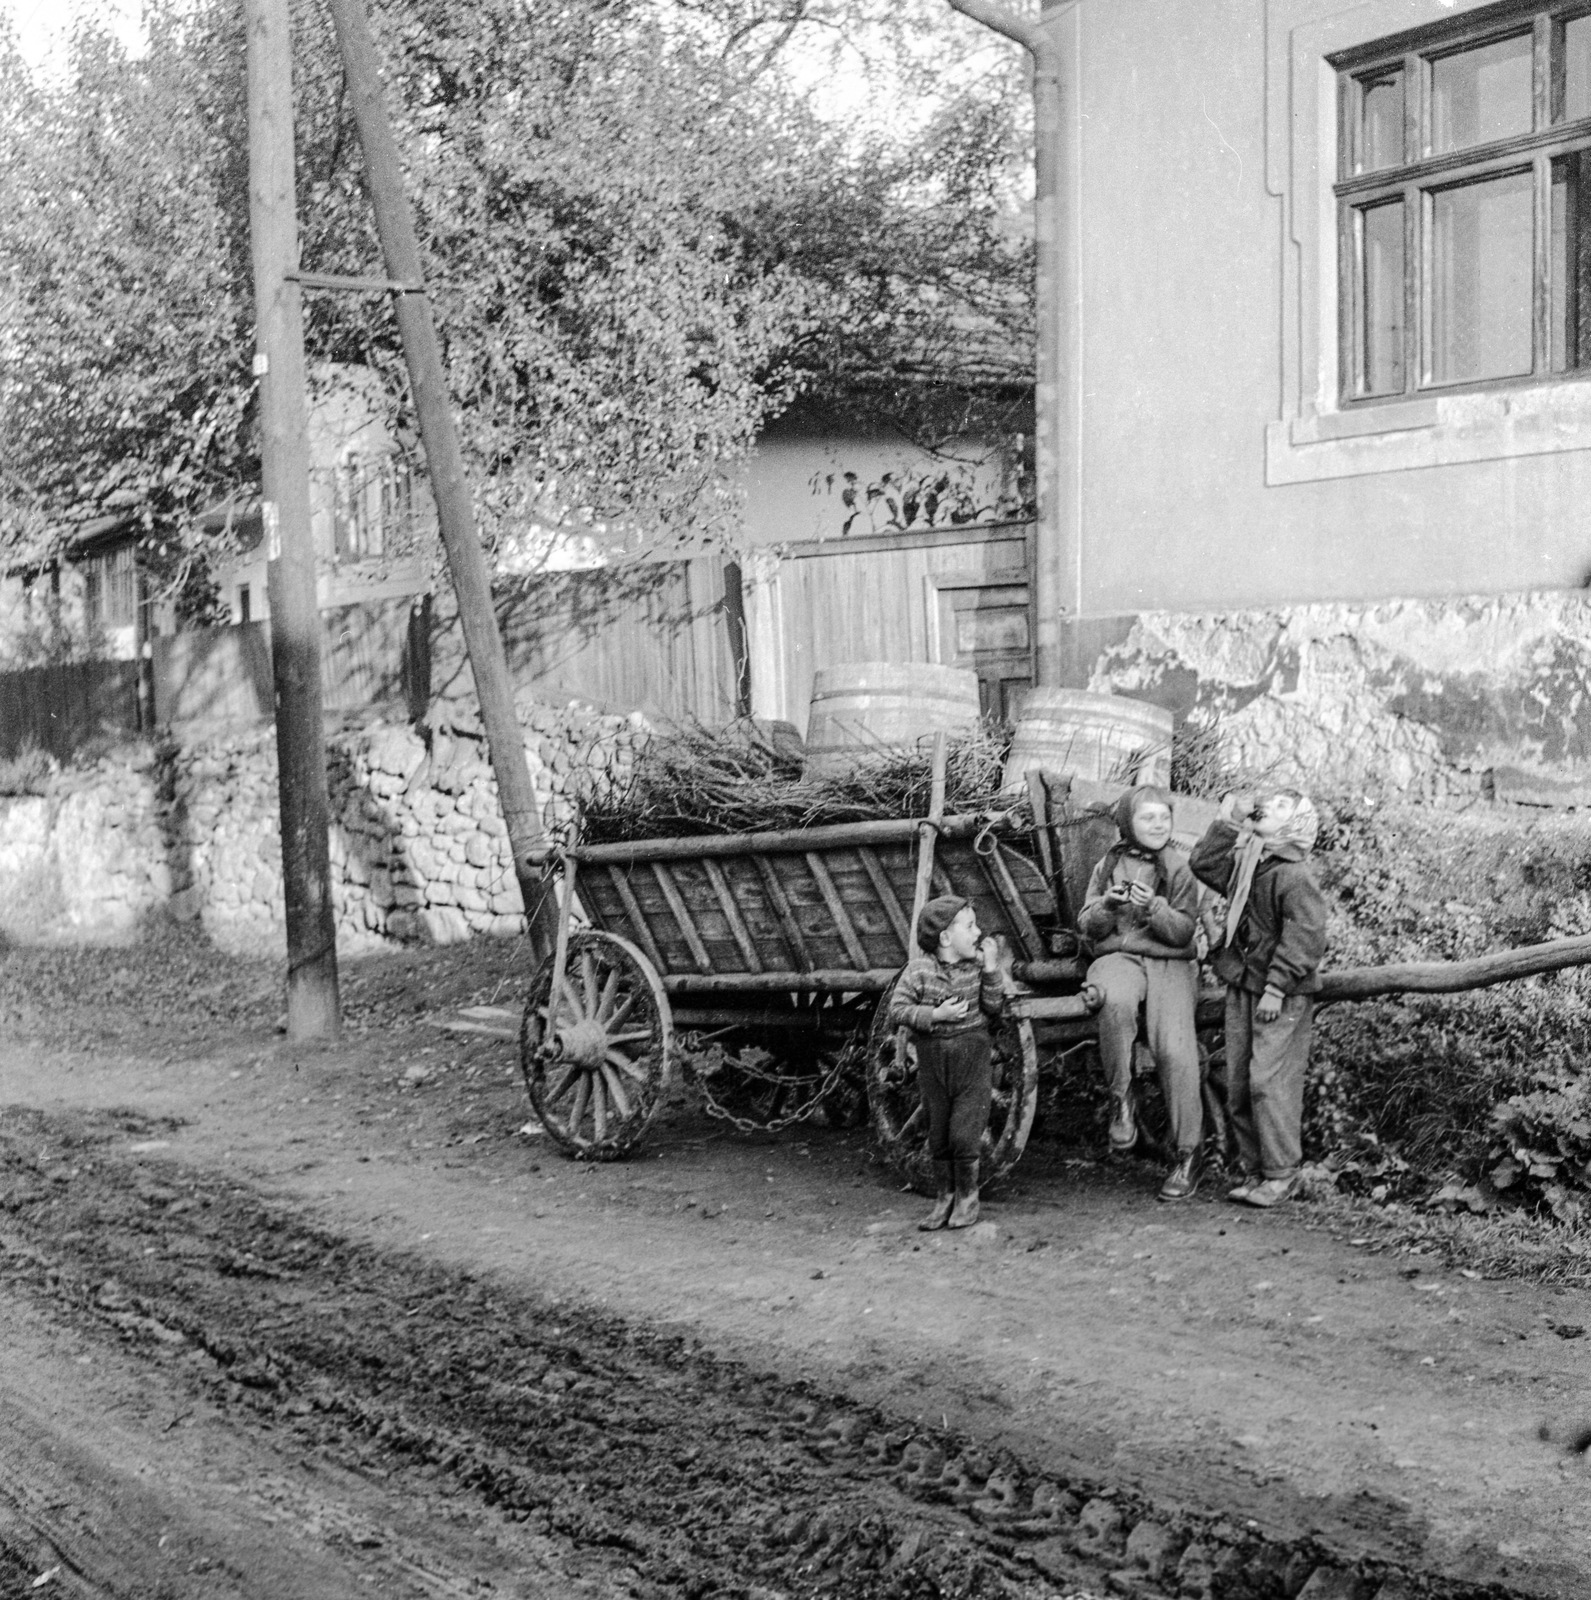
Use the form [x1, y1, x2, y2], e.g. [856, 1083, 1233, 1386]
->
[944, 0, 1043, 53]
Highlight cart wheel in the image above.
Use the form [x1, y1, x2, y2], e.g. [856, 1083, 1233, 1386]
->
[521, 929, 672, 1161]
[865, 974, 1039, 1195]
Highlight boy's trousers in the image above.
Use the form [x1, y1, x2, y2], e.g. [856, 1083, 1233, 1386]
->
[1222, 988, 1313, 1178]
[1087, 952, 1202, 1154]
[915, 1031, 993, 1164]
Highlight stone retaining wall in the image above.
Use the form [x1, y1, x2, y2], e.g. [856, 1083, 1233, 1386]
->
[0, 699, 645, 952]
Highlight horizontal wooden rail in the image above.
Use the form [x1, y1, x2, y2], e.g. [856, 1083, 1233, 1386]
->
[1007, 993, 1097, 1022]
[663, 969, 898, 995]
[1316, 932, 1591, 1003]
[672, 1006, 845, 1030]
[535, 812, 1016, 867]
[1012, 957, 1088, 987]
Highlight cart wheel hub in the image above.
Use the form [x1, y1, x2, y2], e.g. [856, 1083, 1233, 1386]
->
[558, 1019, 610, 1071]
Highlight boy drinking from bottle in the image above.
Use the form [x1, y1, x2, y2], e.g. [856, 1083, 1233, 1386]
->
[1190, 789, 1328, 1208]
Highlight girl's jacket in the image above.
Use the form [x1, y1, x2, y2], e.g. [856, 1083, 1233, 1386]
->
[1076, 841, 1200, 962]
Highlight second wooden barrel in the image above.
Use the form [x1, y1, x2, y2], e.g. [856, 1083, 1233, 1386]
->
[1003, 688, 1173, 791]
[804, 662, 981, 777]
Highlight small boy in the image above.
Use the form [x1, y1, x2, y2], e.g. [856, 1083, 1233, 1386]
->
[1076, 786, 1203, 1200]
[889, 894, 1004, 1231]
[1189, 788, 1328, 1208]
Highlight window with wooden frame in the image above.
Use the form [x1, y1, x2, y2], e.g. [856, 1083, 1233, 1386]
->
[81, 545, 138, 630]
[1335, 2, 1591, 403]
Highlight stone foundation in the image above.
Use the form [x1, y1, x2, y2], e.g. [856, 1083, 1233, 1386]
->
[0, 699, 645, 952]
[1077, 590, 1591, 799]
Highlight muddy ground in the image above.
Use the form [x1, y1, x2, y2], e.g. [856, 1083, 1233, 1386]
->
[2, 929, 1590, 1600]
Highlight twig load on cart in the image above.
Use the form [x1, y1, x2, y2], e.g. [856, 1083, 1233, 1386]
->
[480, 719, 1591, 1191]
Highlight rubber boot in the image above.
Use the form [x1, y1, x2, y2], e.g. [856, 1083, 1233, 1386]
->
[918, 1161, 955, 1231]
[946, 1159, 981, 1229]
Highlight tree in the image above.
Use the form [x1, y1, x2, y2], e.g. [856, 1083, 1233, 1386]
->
[0, 0, 1036, 589]
[0, 8, 254, 613]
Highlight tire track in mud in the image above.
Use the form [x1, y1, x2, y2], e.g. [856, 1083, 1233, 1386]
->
[0, 1108, 1530, 1600]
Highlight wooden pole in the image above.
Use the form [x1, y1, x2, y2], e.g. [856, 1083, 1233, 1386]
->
[245, 0, 340, 1041]
[1316, 933, 1591, 1003]
[909, 731, 951, 950]
[721, 560, 753, 720]
[323, 0, 558, 959]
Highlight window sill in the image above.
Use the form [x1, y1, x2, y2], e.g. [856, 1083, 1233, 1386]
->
[1267, 379, 1591, 484]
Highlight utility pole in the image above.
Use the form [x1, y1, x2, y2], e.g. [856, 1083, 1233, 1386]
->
[947, 0, 1070, 687]
[325, 0, 558, 958]
[246, 0, 341, 1039]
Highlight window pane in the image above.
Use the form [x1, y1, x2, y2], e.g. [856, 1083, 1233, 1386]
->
[1359, 200, 1405, 394]
[1358, 67, 1404, 171]
[1553, 153, 1591, 371]
[1429, 170, 1534, 385]
[1566, 17, 1591, 121]
[1430, 34, 1533, 154]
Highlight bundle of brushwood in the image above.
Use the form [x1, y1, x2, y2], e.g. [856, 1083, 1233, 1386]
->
[579, 721, 1026, 843]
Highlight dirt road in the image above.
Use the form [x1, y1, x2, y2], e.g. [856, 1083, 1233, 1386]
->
[2, 934, 1588, 1599]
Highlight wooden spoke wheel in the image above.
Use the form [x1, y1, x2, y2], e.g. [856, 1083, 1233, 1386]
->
[521, 930, 672, 1161]
[865, 973, 1039, 1195]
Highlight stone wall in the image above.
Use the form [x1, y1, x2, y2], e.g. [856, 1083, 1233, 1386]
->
[0, 699, 645, 951]
[1077, 591, 1591, 801]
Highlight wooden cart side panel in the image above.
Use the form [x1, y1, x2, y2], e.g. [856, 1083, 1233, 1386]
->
[577, 835, 1057, 978]
[933, 840, 1053, 963]
[578, 844, 924, 978]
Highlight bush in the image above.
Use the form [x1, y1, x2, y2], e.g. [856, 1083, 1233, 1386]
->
[1483, 1081, 1591, 1223]
[1301, 798, 1591, 1198]
[0, 746, 55, 797]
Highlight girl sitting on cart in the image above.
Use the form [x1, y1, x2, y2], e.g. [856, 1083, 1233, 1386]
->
[1077, 787, 1205, 1201]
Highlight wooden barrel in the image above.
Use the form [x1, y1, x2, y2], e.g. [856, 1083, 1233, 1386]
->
[804, 662, 981, 777]
[1003, 689, 1173, 792]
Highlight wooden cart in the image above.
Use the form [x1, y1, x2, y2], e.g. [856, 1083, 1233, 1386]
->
[517, 743, 1122, 1187]
[513, 760, 1591, 1190]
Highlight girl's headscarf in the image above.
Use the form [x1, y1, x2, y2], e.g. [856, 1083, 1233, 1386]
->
[1111, 785, 1174, 859]
[1223, 790, 1319, 946]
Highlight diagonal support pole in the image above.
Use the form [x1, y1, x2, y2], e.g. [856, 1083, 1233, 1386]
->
[324, 0, 559, 958]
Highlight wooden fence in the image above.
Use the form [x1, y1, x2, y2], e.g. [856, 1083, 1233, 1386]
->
[150, 597, 427, 735]
[1, 526, 1033, 759]
[745, 522, 1035, 733]
[430, 554, 739, 724]
[0, 659, 143, 762]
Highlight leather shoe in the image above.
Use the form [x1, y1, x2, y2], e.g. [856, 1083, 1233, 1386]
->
[1225, 1170, 1262, 1203]
[919, 1161, 955, 1231]
[1158, 1149, 1204, 1202]
[1241, 1173, 1301, 1209]
[1108, 1089, 1137, 1152]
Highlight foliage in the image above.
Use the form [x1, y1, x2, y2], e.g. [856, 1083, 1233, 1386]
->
[1293, 801, 1591, 1218]
[1477, 1081, 1591, 1224]
[0, 745, 56, 798]
[812, 456, 1028, 537]
[581, 719, 1019, 840]
[0, 584, 109, 667]
[0, 7, 256, 606]
[1, 0, 1035, 591]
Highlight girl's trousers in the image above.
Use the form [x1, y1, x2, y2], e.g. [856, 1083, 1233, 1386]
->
[1086, 952, 1202, 1155]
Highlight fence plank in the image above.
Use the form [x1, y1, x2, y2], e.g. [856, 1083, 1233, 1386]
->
[0, 660, 141, 761]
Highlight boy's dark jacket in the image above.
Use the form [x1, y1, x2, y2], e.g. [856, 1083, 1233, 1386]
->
[1189, 818, 1328, 996]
